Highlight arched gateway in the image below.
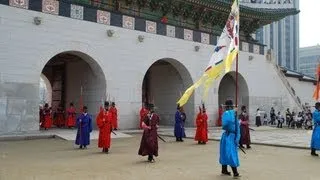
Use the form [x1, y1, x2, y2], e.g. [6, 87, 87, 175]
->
[40, 51, 106, 129]
[142, 58, 194, 126]
[218, 71, 249, 109]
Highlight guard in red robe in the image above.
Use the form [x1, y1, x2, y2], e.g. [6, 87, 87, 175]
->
[96, 101, 113, 153]
[216, 105, 223, 126]
[139, 103, 149, 129]
[55, 103, 65, 128]
[239, 105, 251, 149]
[42, 103, 52, 130]
[65, 103, 76, 128]
[138, 104, 159, 163]
[110, 102, 118, 130]
[195, 104, 208, 144]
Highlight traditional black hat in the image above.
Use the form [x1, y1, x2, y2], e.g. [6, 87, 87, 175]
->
[104, 101, 109, 106]
[241, 105, 246, 111]
[202, 103, 206, 112]
[225, 99, 233, 109]
[148, 103, 155, 110]
[83, 106, 88, 110]
[177, 103, 181, 110]
[111, 102, 115, 106]
[315, 102, 320, 109]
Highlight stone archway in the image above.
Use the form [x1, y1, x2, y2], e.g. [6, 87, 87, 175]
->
[40, 51, 106, 128]
[142, 58, 194, 127]
[218, 71, 249, 110]
[39, 74, 52, 107]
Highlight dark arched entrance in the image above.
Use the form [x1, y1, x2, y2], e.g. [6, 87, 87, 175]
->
[40, 51, 106, 129]
[218, 71, 249, 109]
[142, 58, 194, 126]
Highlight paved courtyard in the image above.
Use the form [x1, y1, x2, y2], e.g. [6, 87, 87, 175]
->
[0, 134, 319, 180]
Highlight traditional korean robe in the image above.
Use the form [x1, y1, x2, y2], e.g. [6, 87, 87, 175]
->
[311, 109, 320, 150]
[239, 112, 251, 146]
[138, 113, 159, 157]
[174, 110, 185, 139]
[96, 109, 112, 149]
[109, 106, 118, 129]
[139, 107, 149, 129]
[75, 113, 92, 146]
[55, 107, 65, 127]
[65, 107, 76, 128]
[42, 108, 52, 129]
[195, 112, 208, 143]
[219, 109, 240, 167]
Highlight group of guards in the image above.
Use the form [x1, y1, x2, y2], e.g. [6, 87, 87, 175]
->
[44, 98, 320, 179]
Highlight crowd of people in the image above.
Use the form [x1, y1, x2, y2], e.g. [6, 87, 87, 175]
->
[254, 106, 313, 130]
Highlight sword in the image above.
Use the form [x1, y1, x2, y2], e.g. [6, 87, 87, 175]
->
[249, 128, 255, 131]
[111, 130, 117, 135]
[157, 134, 166, 142]
[239, 146, 246, 154]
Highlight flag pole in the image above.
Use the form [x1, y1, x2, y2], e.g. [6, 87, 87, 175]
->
[235, 54, 239, 108]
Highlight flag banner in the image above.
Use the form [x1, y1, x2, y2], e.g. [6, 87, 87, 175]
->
[313, 64, 320, 100]
[177, 0, 240, 106]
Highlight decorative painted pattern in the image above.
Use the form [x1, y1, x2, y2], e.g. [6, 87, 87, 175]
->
[42, 0, 59, 15]
[146, 20, 156, 34]
[166, 25, 175, 37]
[184, 29, 193, 41]
[9, 0, 28, 9]
[97, 10, 110, 25]
[70, 4, 83, 20]
[2, 0, 264, 55]
[201, 33, 210, 44]
[122, 15, 134, 30]
[242, 42, 249, 52]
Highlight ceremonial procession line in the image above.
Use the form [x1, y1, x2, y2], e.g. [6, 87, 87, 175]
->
[0, 126, 312, 149]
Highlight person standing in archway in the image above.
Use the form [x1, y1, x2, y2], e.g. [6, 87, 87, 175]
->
[195, 104, 208, 144]
[66, 103, 76, 128]
[55, 103, 65, 128]
[139, 103, 149, 129]
[75, 106, 92, 149]
[174, 104, 185, 142]
[96, 102, 113, 153]
[138, 104, 159, 163]
[42, 103, 52, 130]
[311, 102, 320, 156]
[239, 106, 251, 149]
[110, 102, 118, 131]
[219, 100, 240, 178]
[216, 105, 223, 126]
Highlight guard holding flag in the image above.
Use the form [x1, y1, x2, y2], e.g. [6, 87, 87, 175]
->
[219, 100, 241, 178]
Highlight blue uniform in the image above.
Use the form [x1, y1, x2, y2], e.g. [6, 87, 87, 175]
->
[219, 110, 240, 167]
[311, 110, 320, 150]
[75, 113, 93, 146]
[174, 111, 185, 138]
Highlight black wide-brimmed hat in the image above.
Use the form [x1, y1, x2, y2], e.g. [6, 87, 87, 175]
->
[225, 100, 233, 107]
[104, 101, 109, 106]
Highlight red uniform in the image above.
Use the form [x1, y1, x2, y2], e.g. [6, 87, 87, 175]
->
[96, 109, 112, 149]
[216, 107, 223, 126]
[65, 107, 76, 128]
[55, 107, 65, 128]
[42, 108, 52, 129]
[195, 112, 208, 144]
[139, 107, 149, 129]
[109, 106, 118, 129]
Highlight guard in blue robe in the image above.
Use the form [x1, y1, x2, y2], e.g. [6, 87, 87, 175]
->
[174, 104, 185, 142]
[219, 100, 240, 178]
[311, 102, 320, 156]
[75, 106, 93, 149]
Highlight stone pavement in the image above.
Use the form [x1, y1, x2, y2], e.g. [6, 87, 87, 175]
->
[0, 126, 313, 149]
[157, 126, 313, 149]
